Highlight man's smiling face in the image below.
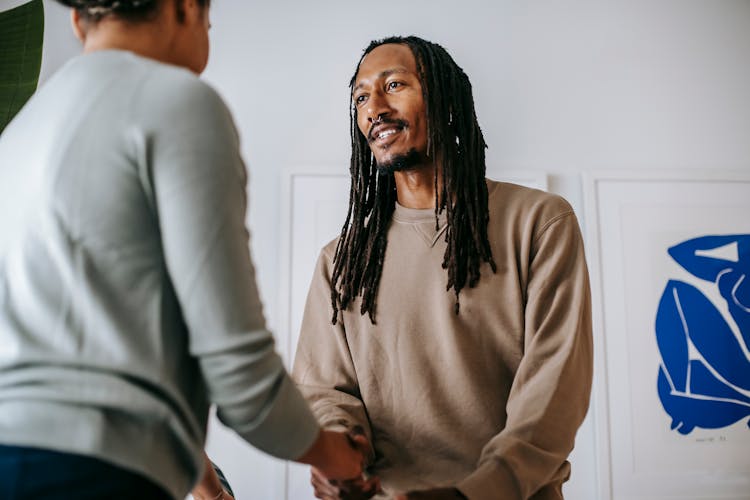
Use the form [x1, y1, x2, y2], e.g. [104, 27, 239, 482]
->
[352, 43, 429, 172]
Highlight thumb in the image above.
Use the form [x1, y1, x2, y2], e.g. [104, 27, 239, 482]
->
[350, 433, 369, 448]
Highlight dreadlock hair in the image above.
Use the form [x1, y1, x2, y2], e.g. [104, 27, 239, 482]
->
[330, 35, 496, 325]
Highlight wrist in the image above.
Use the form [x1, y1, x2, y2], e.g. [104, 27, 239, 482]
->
[296, 428, 327, 468]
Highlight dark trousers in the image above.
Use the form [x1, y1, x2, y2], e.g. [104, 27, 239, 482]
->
[0, 445, 171, 499]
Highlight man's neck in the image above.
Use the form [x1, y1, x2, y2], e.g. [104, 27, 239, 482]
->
[393, 165, 444, 209]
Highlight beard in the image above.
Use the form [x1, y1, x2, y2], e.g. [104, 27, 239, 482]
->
[375, 148, 423, 175]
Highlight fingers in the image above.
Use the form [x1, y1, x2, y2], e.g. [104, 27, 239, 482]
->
[315, 429, 365, 480]
[311, 466, 340, 498]
[348, 425, 366, 442]
[348, 433, 370, 450]
[341, 432, 366, 478]
[340, 476, 382, 500]
[347, 426, 372, 456]
[394, 488, 463, 500]
[356, 476, 381, 497]
[373, 477, 382, 494]
[311, 465, 383, 500]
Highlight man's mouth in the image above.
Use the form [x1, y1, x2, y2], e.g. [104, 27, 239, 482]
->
[368, 119, 407, 144]
[374, 127, 400, 141]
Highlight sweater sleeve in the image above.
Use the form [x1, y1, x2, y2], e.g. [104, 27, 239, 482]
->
[457, 210, 593, 499]
[146, 76, 319, 460]
[292, 248, 375, 460]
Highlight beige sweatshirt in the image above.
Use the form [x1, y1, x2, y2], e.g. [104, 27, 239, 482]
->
[292, 180, 593, 499]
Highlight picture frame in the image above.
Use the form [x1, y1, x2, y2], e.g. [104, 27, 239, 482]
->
[583, 170, 750, 499]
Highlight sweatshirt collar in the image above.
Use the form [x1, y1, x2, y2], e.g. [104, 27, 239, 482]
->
[393, 202, 448, 224]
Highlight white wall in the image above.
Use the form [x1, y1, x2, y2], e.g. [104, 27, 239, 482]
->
[32, 1, 750, 498]
[197, 0, 750, 341]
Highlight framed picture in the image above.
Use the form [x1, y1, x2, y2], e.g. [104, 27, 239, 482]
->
[278, 167, 548, 500]
[583, 170, 750, 500]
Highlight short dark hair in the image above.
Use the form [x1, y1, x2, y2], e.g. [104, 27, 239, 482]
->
[56, 0, 209, 24]
[330, 35, 496, 324]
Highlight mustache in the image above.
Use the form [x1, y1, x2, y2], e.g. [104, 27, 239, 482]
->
[367, 118, 408, 142]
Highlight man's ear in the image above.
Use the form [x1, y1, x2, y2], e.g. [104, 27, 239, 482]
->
[70, 9, 85, 43]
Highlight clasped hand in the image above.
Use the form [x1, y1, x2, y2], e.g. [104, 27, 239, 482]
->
[310, 431, 464, 500]
[312, 469, 464, 500]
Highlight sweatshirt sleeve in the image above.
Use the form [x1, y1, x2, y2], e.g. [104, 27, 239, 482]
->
[146, 75, 319, 460]
[457, 209, 593, 499]
[292, 248, 375, 460]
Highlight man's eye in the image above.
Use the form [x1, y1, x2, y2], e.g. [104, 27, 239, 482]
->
[387, 81, 402, 91]
[354, 95, 367, 105]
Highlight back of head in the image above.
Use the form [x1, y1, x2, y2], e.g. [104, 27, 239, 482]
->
[55, 0, 211, 24]
[56, 0, 212, 74]
[55, 0, 162, 24]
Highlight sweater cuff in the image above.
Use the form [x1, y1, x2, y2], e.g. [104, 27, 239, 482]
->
[230, 375, 321, 460]
[456, 460, 521, 500]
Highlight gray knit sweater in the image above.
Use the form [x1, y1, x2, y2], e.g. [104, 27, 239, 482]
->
[0, 50, 319, 499]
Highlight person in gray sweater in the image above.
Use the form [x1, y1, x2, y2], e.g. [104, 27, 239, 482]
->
[0, 1, 364, 498]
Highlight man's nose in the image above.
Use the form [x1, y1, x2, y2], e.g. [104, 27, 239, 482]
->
[366, 92, 391, 123]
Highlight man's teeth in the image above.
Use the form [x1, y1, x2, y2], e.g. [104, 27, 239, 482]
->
[378, 129, 398, 139]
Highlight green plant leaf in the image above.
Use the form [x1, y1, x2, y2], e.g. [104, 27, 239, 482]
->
[0, 0, 44, 134]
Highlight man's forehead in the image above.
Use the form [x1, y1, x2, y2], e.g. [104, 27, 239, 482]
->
[354, 44, 417, 86]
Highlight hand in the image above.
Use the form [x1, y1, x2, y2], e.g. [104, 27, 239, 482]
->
[297, 429, 365, 480]
[311, 466, 381, 500]
[192, 491, 235, 500]
[191, 452, 235, 500]
[394, 487, 466, 500]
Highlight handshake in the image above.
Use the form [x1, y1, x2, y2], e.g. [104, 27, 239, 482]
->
[300, 427, 465, 500]
[297, 427, 372, 487]
[300, 426, 380, 499]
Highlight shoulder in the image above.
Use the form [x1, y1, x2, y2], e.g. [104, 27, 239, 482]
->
[153, 70, 227, 111]
[319, 237, 341, 267]
[128, 57, 234, 131]
[486, 178, 576, 241]
[71, 51, 230, 114]
[306, 236, 346, 283]
[151, 65, 222, 106]
[487, 179, 572, 215]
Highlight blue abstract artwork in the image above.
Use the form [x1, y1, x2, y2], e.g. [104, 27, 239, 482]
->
[656, 235, 750, 435]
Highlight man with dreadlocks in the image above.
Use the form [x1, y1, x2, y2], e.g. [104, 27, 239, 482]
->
[292, 36, 593, 500]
